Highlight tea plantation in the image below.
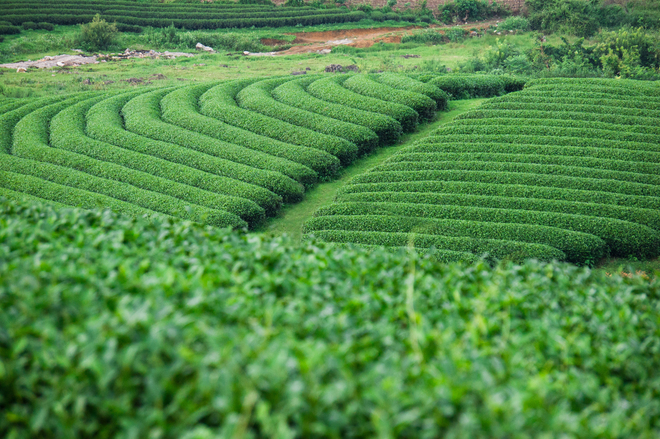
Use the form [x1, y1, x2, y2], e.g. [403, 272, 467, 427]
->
[305, 77, 660, 265]
[1, 198, 660, 438]
[0, 73, 459, 229]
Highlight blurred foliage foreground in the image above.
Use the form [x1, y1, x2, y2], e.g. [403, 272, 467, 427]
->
[0, 197, 659, 438]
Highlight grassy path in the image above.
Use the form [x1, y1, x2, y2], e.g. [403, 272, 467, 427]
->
[259, 98, 485, 240]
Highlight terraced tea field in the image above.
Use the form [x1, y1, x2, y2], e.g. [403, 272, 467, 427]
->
[304, 78, 660, 265]
[0, 0, 365, 29]
[0, 73, 460, 230]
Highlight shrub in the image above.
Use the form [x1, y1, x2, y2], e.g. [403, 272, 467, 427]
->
[498, 15, 530, 31]
[374, 73, 449, 110]
[80, 14, 117, 50]
[0, 25, 21, 35]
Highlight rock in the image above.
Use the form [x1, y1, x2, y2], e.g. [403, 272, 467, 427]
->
[470, 31, 479, 37]
[56, 62, 65, 67]
[291, 71, 306, 75]
[196, 43, 214, 53]
[317, 48, 331, 55]
[325, 64, 343, 73]
[401, 54, 420, 59]
[16, 67, 27, 73]
[243, 51, 250, 55]
[305, 67, 311, 71]
[82, 78, 92, 85]
[104, 80, 114, 85]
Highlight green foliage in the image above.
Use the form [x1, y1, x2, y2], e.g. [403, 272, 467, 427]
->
[306, 78, 660, 263]
[121, 88, 305, 203]
[427, 74, 526, 99]
[161, 83, 340, 179]
[4, 197, 660, 437]
[80, 14, 117, 50]
[343, 74, 437, 120]
[306, 75, 419, 132]
[273, 76, 403, 146]
[437, 0, 509, 24]
[85, 91, 284, 217]
[237, 76, 375, 158]
[373, 72, 449, 110]
[0, 25, 21, 35]
[498, 15, 530, 31]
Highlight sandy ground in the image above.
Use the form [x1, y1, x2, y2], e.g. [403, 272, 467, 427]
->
[259, 19, 500, 56]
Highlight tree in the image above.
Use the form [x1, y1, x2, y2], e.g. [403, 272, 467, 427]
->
[81, 14, 118, 51]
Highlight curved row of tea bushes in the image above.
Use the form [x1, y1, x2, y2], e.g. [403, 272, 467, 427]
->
[373, 73, 449, 110]
[313, 201, 658, 260]
[121, 87, 305, 203]
[9, 95, 245, 228]
[426, 75, 527, 99]
[458, 108, 659, 130]
[455, 112, 660, 136]
[236, 77, 378, 160]
[306, 76, 419, 132]
[524, 77, 660, 96]
[50, 95, 266, 226]
[304, 230, 566, 262]
[336, 190, 660, 232]
[306, 78, 660, 262]
[160, 83, 339, 179]
[343, 74, 437, 121]
[236, 77, 377, 158]
[303, 214, 593, 262]
[199, 80, 359, 166]
[272, 77, 402, 146]
[0, 0, 366, 29]
[85, 90, 282, 217]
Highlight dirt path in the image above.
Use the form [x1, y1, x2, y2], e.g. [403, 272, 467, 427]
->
[263, 19, 501, 56]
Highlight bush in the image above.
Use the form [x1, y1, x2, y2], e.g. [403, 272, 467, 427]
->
[428, 75, 526, 99]
[80, 14, 117, 50]
[498, 15, 530, 31]
[0, 25, 21, 35]
[438, 0, 509, 24]
[116, 23, 142, 33]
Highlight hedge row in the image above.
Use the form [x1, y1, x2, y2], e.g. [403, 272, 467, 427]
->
[303, 214, 598, 263]
[303, 230, 566, 262]
[373, 73, 448, 110]
[509, 90, 660, 109]
[408, 140, 660, 165]
[336, 191, 660, 232]
[343, 74, 437, 121]
[0, 167, 171, 220]
[85, 93, 280, 218]
[307, 76, 419, 132]
[523, 84, 660, 99]
[351, 169, 660, 198]
[385, 151, 660, 178]
[1, 11, 366, 29]
[236, 77, 375, 158]
[121, 87, 305, 203]
[480, 101, 659, 119]
[439, 121, 660, 147]
[427, 75, 527, 99]
[199, 80, 358, 167]
[458, 108, 659, 129]
[0, 185, 68, 209]
[9, 95, 245, 228]
[160, 83, 339, 179]
[456, 111, 660, 135]
[524, 78, 660, 96]
[420, 131, 660, 155]
[313, 202, 659, 259]
[374, 159, 660, 187]
[273, 77, 402, 146]
[50, 94, 266, 227]
[336, 180, 660, 214]
[489, 94, 660, 113]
